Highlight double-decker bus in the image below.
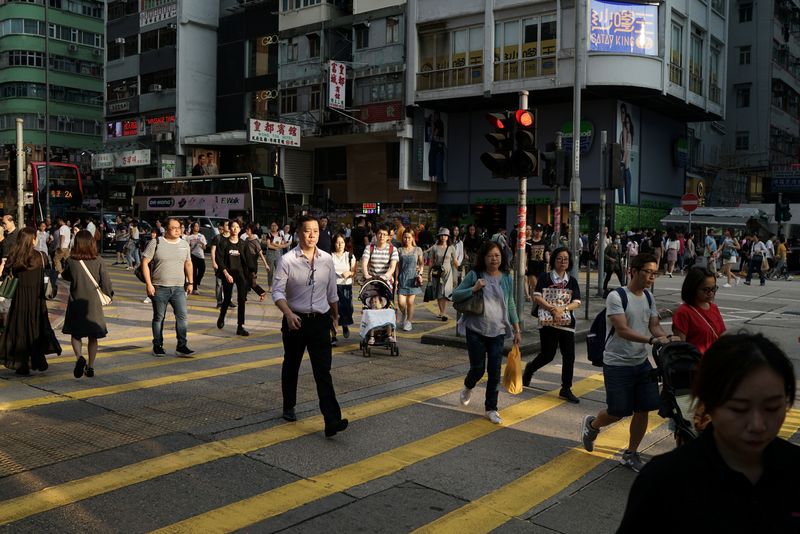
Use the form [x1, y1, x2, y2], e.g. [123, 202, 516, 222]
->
[133, 174, 256, 221]
[30, 162, 83, 223]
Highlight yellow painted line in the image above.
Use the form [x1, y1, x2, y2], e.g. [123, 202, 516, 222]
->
[0, 376, 467, 526]
[412, 414, 665, 534]
[779, 408, 800, 440]
[149, 375, 605, 534]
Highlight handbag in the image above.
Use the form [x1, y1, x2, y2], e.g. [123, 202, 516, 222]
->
[79, 260, 112, 306]
[454, 289, 484, 315]
[423, 283, 435, 302]
[40, 252, 57, 300]
[0, 274, 17, 299]
[761, 255, 769, 272]
[135, 238, 159, 283]
[502, 344, 523, 395]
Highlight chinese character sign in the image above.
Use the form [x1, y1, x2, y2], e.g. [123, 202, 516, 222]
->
[248, 119, 301, 147]
[589, 0, 658, 56]
[328, 61, 346, 110]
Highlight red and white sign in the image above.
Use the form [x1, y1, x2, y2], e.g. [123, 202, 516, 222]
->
[328, 60, 346, 110]
[248, 119, 301, 147]
[681, 193, 699, 212]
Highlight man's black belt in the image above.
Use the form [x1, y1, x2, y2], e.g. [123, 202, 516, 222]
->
[293, 311, 329, 319]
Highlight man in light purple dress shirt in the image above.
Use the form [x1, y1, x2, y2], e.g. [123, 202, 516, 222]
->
[272, 214, 348, 438]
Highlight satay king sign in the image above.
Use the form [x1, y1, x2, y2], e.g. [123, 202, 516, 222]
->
[328, 61, 346, 110]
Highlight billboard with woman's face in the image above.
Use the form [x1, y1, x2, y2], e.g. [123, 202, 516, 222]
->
[616, 101, 640, 205]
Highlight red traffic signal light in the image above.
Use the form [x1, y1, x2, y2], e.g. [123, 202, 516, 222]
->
[486, 112, 509, 130]
[515, 109, 534, 128]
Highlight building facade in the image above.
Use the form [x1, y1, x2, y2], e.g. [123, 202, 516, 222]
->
[407, 0, 728, 232]
[0, 0, 104, 212]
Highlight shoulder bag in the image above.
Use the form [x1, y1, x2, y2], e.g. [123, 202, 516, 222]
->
[0, 273, 17, 299]
[40, 252, 57, 300]
[689, 306, 720, 340]
[79, 260, 112, 306]
[453, 272, 484, 315]
[135, 238, 159, 283]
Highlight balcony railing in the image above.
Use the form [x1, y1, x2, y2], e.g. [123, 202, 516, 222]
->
[416, 65, 483, 91]
[494, 57, 556, 82]
[669, 63, 683, 85]
[689, 73, 703, 95]
[709, 83, 721, 104]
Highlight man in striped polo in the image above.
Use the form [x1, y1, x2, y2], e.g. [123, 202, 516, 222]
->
[361, 224, 399, 283]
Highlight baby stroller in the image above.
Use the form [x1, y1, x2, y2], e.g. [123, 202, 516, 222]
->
[358, 279, 399, 357]
[652, 341, 703, 446]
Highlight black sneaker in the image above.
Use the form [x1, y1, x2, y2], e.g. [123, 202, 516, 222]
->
[559, 388, 580, 404]
[84, 367, 95, 378]
[217, 316, 224, 329]
[331, 336, 337, 347]
[176, 345, 195, 357]
[73, 356, 87, 378]
[324, 418, 349, 438]
[282, 408, 297, 422]
[522, 362, 534, 387]
[342, 326, 350, 338]
[153, 345, 166, 357]
[236, 327, 249, 337]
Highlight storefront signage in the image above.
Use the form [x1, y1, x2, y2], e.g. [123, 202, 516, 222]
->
[328, 60, 346, 110]
[107, 101, 130, 114]
[772, 168, 800, 192]
[589, 0, 658, 56]
[140, 0, 176, 27]
[248, 119, 301, 147]
[361, 202, 381, 215]
[114, 149, 151, 168]
[107, 119, 140, 138]
[91, 153, 114, 170]
[146, 194, 245, 217]
[559, 120, 595, 155]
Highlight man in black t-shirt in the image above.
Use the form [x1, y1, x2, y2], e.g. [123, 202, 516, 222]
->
[351, 217, 368, 260]
[210, 221, 234, 309]
[525, 223, 550, 299]
[317, 216, 333, 253]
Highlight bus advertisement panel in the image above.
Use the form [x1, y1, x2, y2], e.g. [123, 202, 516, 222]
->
[30, 162, 83, 222]
[133, 174, 255, 221]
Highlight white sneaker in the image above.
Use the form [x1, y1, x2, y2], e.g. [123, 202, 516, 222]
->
[722, 283, 732, 288]
[459, 387, 472, 406]
[486, 410, 502, 424]
[402, 320, 412, 331]
[735, 277, 741, 286]
[143, 297, 151, 304]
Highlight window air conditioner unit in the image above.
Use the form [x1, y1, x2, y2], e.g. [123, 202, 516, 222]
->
[92, 48, 103, 57]
[68, 43, 78, 52]
[149, 84, 163, 92]
[114, 37, 126, 44]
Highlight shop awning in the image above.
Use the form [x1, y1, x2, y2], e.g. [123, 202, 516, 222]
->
[660, 214, 752, 227]
[182, 130, 248, 146]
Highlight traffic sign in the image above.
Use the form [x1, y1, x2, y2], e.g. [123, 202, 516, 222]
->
[681, 193, 699, 212]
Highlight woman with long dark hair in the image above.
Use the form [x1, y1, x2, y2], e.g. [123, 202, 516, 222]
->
[216, 220, 265, 337]
[671, 267, 726, 355]
[62, 230, 113, 378]
[0, 227, 61, 375]
[452, 241, 521, 425]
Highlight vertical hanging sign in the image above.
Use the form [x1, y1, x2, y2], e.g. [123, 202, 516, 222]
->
[328, 60, 346, 110]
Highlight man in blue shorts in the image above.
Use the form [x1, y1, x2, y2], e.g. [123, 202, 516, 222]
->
[580, 253, 676, 472]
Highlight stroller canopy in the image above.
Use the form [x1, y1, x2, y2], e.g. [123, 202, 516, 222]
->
[358, 279, 394, 308]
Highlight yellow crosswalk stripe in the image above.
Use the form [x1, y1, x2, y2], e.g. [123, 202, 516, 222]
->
[779, 408, 800, 439]
[0, 376, 468, 525]
[149, 375, 605, 534]
[412, 414, 665, 534]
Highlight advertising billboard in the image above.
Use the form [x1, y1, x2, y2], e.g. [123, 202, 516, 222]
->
[190, 149, 221, 176]
[589, 0, 658, 56]
[615, 101, 641, 205]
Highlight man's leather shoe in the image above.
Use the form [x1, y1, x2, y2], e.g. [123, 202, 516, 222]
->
[522, 362, 534, 387]
[324, 418, 349, 438]
[282, 409, 297, 422]
[559, 388, 580, 404]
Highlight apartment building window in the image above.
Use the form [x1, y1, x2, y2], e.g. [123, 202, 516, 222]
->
[670, 21, 683, 85]
[386, 17, 399, 44]
[494, 15, 557, 81]
[711, 0, 725, 14]
[108, 0, 137, 21]
[709, 42, 721, 103]
[251, 90, 274, 120]
[250, 36, 275, 76]
[307, 33, 320, 58]
[735, 84, 751, 107]
[286, 38, 298, 62]
[310, 85, 321, 110]
[355, 24, 369, 50]
[739, 2, 753, 22]
[418, 26, 483, 89]
[106, 77, 137, 100]
[141, 69, 176, 93]
[354, 74, 402, 105]
[735, 131, 749, 150]
[739, 45, 751, 64]
[281, 88, 297, 114]
[689, 29, 703, 95]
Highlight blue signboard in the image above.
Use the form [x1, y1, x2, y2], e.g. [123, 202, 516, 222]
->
[589, 0, 659, 56]
[773, 169, 800, 192]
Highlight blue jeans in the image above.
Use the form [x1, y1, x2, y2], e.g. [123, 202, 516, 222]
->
[464, 328, 505, 411]
[126, 245, 141, 267]
[151, 285, 188, 348]
[746, 255, 766, 284]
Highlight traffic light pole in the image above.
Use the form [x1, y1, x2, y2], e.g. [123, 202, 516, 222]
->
[515, 90, 528, 326]
[597, 130, 608, 297]
[553, 133, 563, 249]
[568, 0, 585, 281]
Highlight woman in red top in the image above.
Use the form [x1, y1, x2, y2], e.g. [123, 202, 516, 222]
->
[672, 267, 726, 354]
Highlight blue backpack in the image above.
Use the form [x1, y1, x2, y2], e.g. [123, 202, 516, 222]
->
[586, 287, 653, 367]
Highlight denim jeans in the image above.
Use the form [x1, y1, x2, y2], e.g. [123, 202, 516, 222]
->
[746, 255, 766, 284]
[126, 245, 141, 267]
[151, 285, 188, 348]
[464, 328, 505, 411]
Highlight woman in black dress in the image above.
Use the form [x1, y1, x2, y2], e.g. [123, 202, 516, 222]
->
[1, 227, 61, 375]
[216, 220, 265, 337]
[62, 230, 113, 378]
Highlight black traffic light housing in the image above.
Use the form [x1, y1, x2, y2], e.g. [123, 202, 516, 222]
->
[511, 109, 537, 177]
[540, 143, 556, 187]
[555, 149, 571, 186]
[480, 112, 515, 178]
[776, 198, 792, 222]
[608, 143, 624, 189]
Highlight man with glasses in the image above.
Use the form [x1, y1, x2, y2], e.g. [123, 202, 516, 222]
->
[272, 214, 348, 438]
[581, 253, 676, 473]
[141, 217, 194, 357]
[0, 215, 19, 279]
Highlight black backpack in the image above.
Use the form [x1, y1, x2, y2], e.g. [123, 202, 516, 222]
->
[639, 237, 652, 254]
[586, 287, 653, 367]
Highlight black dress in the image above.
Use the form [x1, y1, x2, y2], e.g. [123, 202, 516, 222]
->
[1, 259, 62, 372]
[61, 257, 112, 339]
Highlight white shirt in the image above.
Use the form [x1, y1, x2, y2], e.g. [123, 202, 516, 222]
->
[86, 222, 96, 236]
[453, 240, 464, 267]
[58, 224, 71, 249]
[765, 239, 775, 259]
[35, 231, 49, 253]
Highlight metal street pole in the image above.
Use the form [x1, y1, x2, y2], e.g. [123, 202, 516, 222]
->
[568, 0, 585, 280]
[515, 90, 529, 326]
[44, 0, 51, 220]
[553, 132, 563, 249]
[16, 119, 24, 227]
[598, 130, 608, 297]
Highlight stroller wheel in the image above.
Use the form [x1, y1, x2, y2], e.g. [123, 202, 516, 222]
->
[365, 346, 372, 358]
[391, 344, 399, 357]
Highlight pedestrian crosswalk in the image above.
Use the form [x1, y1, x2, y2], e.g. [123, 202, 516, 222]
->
[0, 263, 797, 531]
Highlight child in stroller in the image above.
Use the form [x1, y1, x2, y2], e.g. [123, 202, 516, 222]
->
[358, 279, 399, 357]
[652, 341, 703, 446]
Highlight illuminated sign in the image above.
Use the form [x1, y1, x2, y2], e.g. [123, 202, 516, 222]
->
[146, 114, 175, 126]
[589, 0, 658, 56]
[361, 202, 381, 215]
